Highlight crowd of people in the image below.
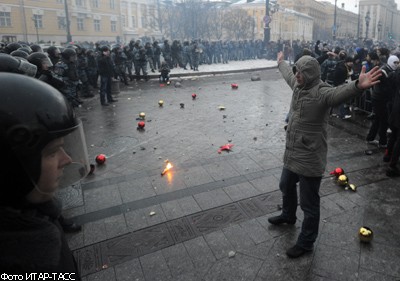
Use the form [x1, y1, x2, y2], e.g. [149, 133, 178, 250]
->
[267, 37, 400, 259]
[2, 37, 400, 167]
[0, 38, 270, 107]
[298, 40, 400, 177]
[0, 36, 400, 271]
[1, 38, 400, 164]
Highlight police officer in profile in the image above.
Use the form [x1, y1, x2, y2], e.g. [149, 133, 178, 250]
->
[28, 52, 65, 89]
[30, 44, 43, 53]
[111, 45, 129, 85]
[0, 72, 89, 275]
[161, 39, 173, 69]
[152, 41, 162, 70]
[10, 49, 30, 60]
[3, 42, 22, 54]
[54, 48, 82, 107]
[0, 53, 37, 77]
[46, 46, 61, 67]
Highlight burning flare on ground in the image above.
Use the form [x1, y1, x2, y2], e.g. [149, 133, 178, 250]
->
[161, 160, 173, 176]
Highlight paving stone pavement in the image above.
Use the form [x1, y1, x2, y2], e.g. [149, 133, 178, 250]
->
[59, 60, 400, 281]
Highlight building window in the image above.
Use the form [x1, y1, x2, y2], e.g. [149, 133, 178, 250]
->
[91, 0, 99, 8]
[109, 0, 115, 9]
[141, 4, 147, 27]
[58, 16, 66, 29]
[121, 15, 126, 28]
[131, 16, 135, 28]
[111, 20, 117, 32]
[33, 14, 43, 29]
[77, 18, 84, 30]
[76, 0, 84, 7]
[0, 11, 11, 27]
[94, 19, 100, 31]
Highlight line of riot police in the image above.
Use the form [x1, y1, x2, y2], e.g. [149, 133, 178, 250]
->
[0, 38, 266, 108]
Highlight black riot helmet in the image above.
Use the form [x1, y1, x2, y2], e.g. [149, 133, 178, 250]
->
[100, 46, 110, 53]
[0, 53, 37, 77]
[30, 44, 43, 53]
[61, 48, 77, 61]
[19, 46, 32, 54]
[4, 42, 22, 54]
[47, 46, 60, 57]
[112, 45, 122, 54]
[0, 73, 89, 207]
[10, 50, 30, 60]
[27, 52, 53, 71]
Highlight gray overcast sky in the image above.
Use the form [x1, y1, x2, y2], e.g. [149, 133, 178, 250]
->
[316, 0, 400, 14]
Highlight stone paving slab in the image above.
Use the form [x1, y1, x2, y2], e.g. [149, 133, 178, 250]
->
[69, 152, 400, 281]
[70, 164, 400, 279]
[60, 67, 400, 280]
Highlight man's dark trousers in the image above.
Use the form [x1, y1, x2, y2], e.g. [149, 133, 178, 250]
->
[279, 167, 321, 250]
[100, 75, 112, 104]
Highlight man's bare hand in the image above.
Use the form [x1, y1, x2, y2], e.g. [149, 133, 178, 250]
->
[277, 51, 284, 64]
[357, 66, 382, 90]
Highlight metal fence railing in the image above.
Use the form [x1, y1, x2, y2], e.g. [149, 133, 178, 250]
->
[352, 89, 373, 114]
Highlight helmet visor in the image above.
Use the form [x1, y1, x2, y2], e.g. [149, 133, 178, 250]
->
[57, 120, 90, 188]
[25, 119, 90, 194]
[18, 59, 37, 77]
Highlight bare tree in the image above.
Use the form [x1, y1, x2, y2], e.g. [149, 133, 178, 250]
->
[155, 1, 253, 41]
[157, 1, 183, 39]
[250, 17, 256, 41]
[223, 9, 254, 40]
[207, 6, 225, 40]
[178, 0, 212, 40]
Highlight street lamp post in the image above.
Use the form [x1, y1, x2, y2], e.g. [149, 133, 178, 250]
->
[32, 17, 39, 43]
[333, 0, 337, 41]
[157, 0, 163, 33]
[356, 3, 360, 41]
[365, 11, 370, 39]
[64, 0, 72, 43]
[263, 0, 270, 45]
[377, 20, 382, 41]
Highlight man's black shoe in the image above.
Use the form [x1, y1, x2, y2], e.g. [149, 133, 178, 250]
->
[83, 94, 95, 98]
[59, 217, 82, 233]
[268, 215, 296, 225]
[101, 103, 110, 106]
[386, 166, 400, 177]
[109, 99, 118, 103]
[62, 222, 82, 233]
[286, 245, 311, 258]
[383, 155, 390, 162]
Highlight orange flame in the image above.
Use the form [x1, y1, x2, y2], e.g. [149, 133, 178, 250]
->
[161, 161, 173, 176]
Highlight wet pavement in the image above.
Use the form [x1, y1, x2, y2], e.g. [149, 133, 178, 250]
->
[59, 60, 400, 281]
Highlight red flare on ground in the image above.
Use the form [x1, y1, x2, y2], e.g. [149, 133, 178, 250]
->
[218, 143, 234, 154]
